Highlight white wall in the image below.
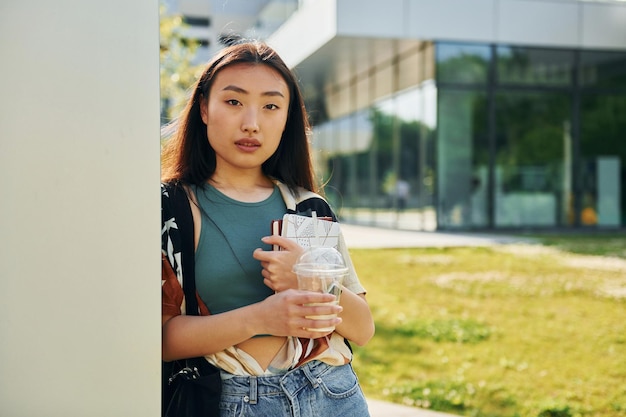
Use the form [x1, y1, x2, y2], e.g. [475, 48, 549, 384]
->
[0, 1, 161, 416]
[406, 0, 626, 48]
[268, 0, 337, 67]
[498, 0, 581, 47]
[582, 1, 626, 49]
[272, 0, 626, 64]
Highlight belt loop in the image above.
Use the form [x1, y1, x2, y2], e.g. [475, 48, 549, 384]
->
[249, 376, 258, 405]
[301, 361, 320, 388]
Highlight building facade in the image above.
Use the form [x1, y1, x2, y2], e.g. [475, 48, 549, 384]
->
[162, 0, 298, 63]
[160, 0, 298, 121]
[266, 0, 626, 231]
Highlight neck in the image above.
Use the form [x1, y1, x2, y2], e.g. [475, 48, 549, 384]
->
[208, 172, 274, 202]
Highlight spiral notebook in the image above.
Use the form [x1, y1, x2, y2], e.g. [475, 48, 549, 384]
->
[271, 213, 341, 251]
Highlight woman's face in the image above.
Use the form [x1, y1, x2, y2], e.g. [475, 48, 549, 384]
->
[200, 63, 290, 176]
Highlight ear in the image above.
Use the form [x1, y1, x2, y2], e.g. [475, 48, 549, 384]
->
[199, 96, 208, 124]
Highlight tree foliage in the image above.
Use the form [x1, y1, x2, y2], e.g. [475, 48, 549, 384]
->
[159, 3, 203, 124]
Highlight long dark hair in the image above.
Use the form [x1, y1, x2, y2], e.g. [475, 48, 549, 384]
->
[161, 41, 317, 193]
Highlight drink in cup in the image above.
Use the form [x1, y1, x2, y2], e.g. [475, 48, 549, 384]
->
[293, 247, 348, 332]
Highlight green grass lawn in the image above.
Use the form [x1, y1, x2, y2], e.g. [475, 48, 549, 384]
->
[350, 234, 626, 417]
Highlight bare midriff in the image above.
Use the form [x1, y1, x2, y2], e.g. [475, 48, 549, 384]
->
[235, 336, 288, 370]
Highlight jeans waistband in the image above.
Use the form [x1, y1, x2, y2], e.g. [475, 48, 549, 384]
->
[220, 361, 335, 402]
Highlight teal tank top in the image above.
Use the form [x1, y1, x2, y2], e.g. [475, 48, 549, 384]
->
[192, 184, 287, 314]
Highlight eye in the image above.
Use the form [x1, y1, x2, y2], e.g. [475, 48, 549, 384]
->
[226, 99, 241, 106]
[265, 103, 279, 110]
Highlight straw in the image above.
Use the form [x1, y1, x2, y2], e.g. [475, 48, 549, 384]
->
[311, 210, 320, 247]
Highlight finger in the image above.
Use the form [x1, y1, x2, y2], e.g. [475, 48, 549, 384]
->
[263, 277, 277, 292]
[252, 247, 272, 262]
[261, 235, 302, 252]
[293, 291, 338, 305]
[301, 330, 334, 339]
[300, 302, 343, 317]
[299, 316, 343, 335]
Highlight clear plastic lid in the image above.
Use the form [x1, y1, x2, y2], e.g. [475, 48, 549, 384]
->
[293, 247, 348, 275]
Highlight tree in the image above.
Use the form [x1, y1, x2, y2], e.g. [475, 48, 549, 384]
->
[159, 2, 203, 125]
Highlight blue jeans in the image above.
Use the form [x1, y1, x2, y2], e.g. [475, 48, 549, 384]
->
[219, 361, 370, 417]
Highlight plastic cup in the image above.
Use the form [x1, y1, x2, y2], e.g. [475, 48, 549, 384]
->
[293, 247, 348, 332]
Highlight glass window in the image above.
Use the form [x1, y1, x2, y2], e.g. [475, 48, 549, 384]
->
[350, 89, 437, 230]
[579, 94, 626, 226]
[580, 50, 626, 89]
[313, 37, 626, 231]
[494, 92, 570, 227]
[437, 90, 489, 229]
[392, 88, 436, 230]
[497, 46, 574, 86]
[371, 98, 396, 219]
[436, 43, 490, 85]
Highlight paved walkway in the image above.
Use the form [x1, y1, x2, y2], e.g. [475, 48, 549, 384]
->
[367, 398, 460, 417]
[342, 223, 530, 417]
[341, 223, 534, 249]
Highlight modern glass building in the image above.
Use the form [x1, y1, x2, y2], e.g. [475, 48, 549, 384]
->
[267, 0, 626, 231]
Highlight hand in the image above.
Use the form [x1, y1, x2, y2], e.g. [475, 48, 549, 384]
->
[257, 289, 342, 338]
[253, 235, 305, 292]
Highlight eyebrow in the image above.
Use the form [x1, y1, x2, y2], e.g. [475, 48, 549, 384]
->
[222, 84, 285, 98]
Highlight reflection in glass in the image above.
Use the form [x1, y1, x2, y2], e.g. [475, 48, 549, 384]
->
[373, 90, 431, 228]
[580, 94, 626, 226]
[437, 90, 488, 228]
[497, 46, 574, 86]
[495, 92, 570, 227]
[313, 39, 626, 231]
[318, 86, 436, 230]
[437, 43, 490, 84]
[580, 50, 626, 89]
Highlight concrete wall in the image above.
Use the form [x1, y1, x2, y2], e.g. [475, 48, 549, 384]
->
[342, 0, 626, 48]
[271, 0, 626, 67]
[0, 1, 160, 416]
[268, 0, 338, 67]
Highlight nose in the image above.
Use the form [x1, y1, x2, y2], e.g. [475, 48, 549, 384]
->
[241, 108, 259, 134]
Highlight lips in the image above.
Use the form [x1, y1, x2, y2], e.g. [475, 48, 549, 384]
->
[235, 138, 261, 152]
[235, 139, 260, 147]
